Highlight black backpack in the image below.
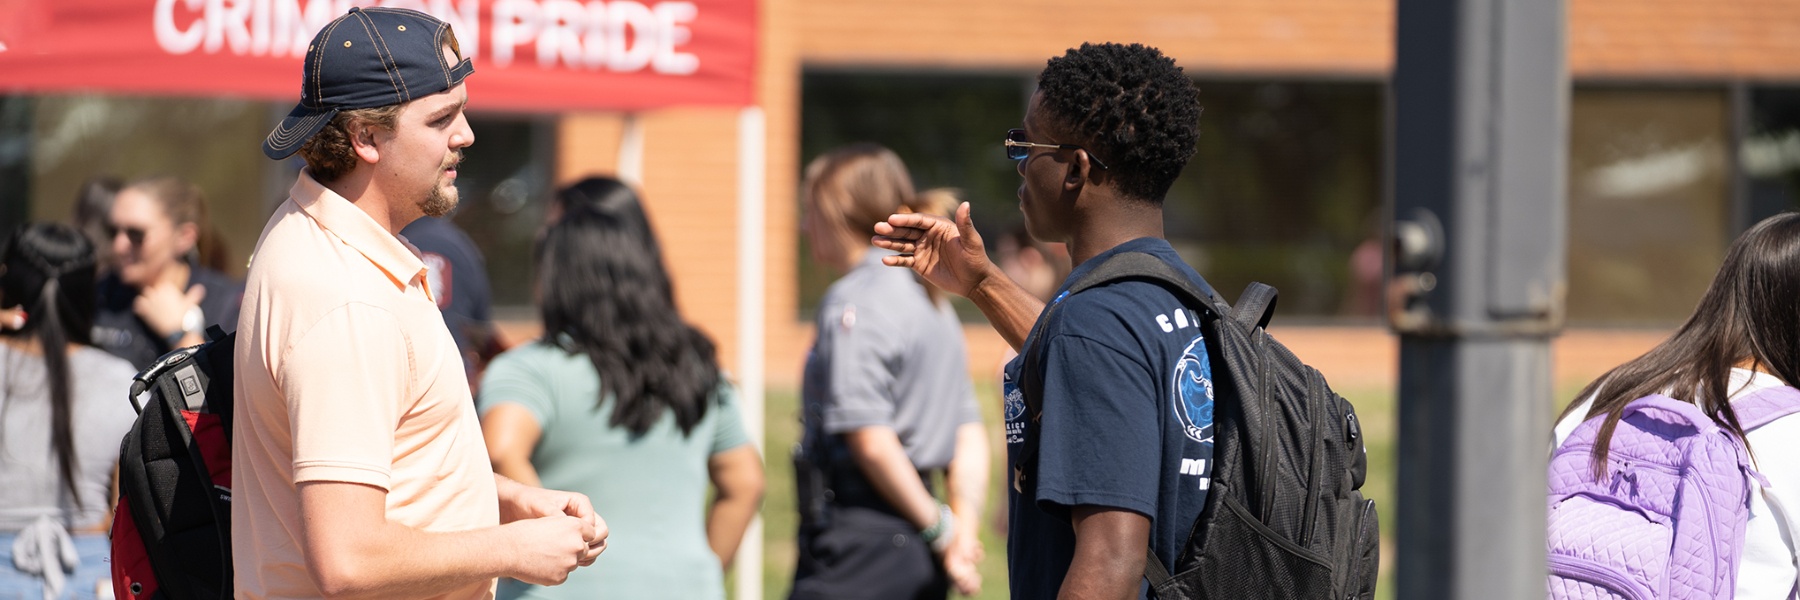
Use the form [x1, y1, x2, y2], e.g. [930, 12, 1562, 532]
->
[1017, 252, 1379, 599]
[110, 326, 236, 600]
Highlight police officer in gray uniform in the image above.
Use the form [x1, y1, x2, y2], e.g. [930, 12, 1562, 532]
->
[792, 144, 988, 600]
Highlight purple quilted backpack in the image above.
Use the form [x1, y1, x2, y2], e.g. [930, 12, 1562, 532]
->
[1547, 386, 1800, 599]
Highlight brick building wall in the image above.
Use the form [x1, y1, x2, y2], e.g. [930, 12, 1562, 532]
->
[535, 0, 1800, 391]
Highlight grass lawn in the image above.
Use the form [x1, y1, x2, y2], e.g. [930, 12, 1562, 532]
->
[755, 383, 1013, 600]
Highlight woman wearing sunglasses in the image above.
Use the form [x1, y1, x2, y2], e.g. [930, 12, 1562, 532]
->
[92, 176, 242, 370]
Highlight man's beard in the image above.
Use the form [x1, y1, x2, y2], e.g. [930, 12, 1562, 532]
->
[421, 180, 457, 217]
[420, 153, 461, 217]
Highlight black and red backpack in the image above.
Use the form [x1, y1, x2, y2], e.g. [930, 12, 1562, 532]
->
[111, 326, 235, 600]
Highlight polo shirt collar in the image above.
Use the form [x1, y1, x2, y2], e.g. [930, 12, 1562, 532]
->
[290, 170, 433, 299]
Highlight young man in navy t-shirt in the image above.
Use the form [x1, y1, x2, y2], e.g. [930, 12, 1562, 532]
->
[875, 43, 1210, 598]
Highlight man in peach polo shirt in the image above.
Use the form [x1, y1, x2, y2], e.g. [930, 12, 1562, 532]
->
[235, 8, 606, 599]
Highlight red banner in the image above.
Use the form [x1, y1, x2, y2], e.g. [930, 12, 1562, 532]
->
[0, 0, 756, 112]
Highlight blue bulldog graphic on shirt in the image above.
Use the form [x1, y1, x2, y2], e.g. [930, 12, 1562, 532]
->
[1173, 334, 1214, 445]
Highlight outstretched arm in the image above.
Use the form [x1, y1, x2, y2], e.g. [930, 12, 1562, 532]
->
[872, 202, 1045, 351]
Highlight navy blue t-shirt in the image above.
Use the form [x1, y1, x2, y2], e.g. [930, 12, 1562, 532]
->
[93, 266, 242, 370]
[400, 216, 495, 377]
[1002, 237, 1217, 599]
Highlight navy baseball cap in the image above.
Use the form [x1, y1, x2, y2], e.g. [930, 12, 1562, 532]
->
[263, 7, 475, 160]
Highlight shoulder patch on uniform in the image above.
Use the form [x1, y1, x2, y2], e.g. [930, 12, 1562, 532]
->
[421, 251, 452, 309]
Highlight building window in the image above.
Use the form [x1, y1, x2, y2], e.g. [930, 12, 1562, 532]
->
[1, 94, 552, 313]
[16, 95, 278, 277]
[1168, 81, 1385, 320]
[799, 71, 1028, 319]
[799, 73, 1388, 322]
[1742, 86, 1800, 226]
[1566, 87, 1731, 325]
[440, 117, 557, 309]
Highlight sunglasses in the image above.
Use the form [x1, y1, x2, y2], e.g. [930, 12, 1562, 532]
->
[1004, 128, 1108, 170]
[105, 223, 147, 247]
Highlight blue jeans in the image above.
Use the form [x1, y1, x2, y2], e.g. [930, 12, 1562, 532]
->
[0, 533, 112, 600]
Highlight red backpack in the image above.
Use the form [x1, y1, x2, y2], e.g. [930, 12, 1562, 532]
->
[111, 327, 235, 600]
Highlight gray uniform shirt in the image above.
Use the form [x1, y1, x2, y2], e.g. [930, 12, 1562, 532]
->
[802, 250, 981, 470]
[0, 343, 139, 531]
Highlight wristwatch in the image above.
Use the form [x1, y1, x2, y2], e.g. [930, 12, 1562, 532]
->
[166, 306, 204, 347]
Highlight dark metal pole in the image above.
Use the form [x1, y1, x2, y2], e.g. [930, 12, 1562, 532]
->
[1390, 0, 1567, 598]
[0, 98, 32, 235]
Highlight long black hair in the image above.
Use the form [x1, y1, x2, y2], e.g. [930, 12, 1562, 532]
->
[1, 223, 99, 505]
[537, 177, 721, 438]
[1561, 212, 1800, 476]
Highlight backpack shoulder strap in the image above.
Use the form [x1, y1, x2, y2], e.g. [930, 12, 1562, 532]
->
[128, 345, 203, 414]
[1062, 252, 1221, 594]
[1232, 282, 1278, 332]
[1618, 394, 1720, 432]
[1143, 546, 1173, 592]
[1731, 385, 1800, 432]
[1067, 251, 1213, 309]
[1013, 251, 1216, 586]
[1021, 251, 1217, 420]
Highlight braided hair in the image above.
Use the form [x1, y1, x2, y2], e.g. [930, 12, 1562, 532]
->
[1036, 42, 1202, 204]
[1, 223, 99, 505]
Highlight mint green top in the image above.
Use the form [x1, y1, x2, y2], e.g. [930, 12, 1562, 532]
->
[477, 340, 751, 600]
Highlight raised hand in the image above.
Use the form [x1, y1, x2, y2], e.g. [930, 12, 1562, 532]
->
[876, 201, 1046, 350]
[872, 202, 998, 299]
[135, 281, 205, 338]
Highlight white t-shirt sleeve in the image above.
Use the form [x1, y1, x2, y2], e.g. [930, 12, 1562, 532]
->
[1552, 397, 1595, 450]
[1741, 393, 1800, 598]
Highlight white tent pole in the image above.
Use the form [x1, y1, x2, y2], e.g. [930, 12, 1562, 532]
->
[618, 113, 646, 187]
[733, 105, 767, 600]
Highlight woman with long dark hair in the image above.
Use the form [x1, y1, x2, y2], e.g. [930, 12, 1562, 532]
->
[790, 144, 988, 599]
[478, 177, 764, 600]
[1553, 212, 1800, 598]
[0, 223, 138, 599]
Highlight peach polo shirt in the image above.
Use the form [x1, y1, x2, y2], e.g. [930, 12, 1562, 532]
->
[232, 171, 499, 600]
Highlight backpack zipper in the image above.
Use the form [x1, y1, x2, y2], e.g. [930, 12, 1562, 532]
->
[1256, 331, 1279, 522]
[1300, 368, 1326, 546]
